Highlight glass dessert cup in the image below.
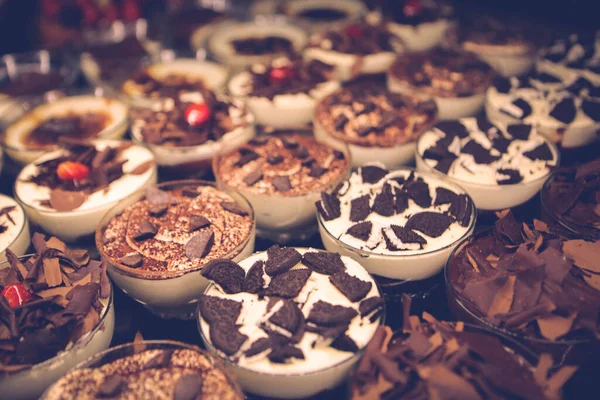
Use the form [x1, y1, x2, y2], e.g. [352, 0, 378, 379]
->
[197, 247, 385, 399]
[445, 231, 600, 368]
[317, 169, 477, 281]
[213, 134, 351, 243]
[0, 255, 115, 400]
[96, 179, 256, 319]
[386, 18, 452, 53]
[1, 89, 129, 166]
[40, 340, 244, 400]
[14, 140, 157, 243]
[0, 194, 30, 262]
[415, 133, 560, 211]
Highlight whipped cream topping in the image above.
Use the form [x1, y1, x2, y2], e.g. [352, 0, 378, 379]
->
[0, 195, 25, 253]
[418, 118, 558, 185]
[200, 248, 382, 375]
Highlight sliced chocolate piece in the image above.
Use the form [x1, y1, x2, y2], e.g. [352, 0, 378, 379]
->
[302, 251, 345, 275]
[146, 186, 172, 205]
[245, 337, 271, 357]
[210, 321, 247, 356]
[496, 168, 523, 185]
[249, 136, 269, 146]
[565, 77, 593, 95]
[394, 189, 410, 213]
[476, 118, 499, 136]
[359, 296, 384, 316]
[268, 345, 304, 363]
[372, 185, 395, 217]
[356, 125, 374, 137]
[523, 143, 554, 161]
[174, 374, 203, 400]
[506, 124, 532, 140]
[243, 167, 263, 186]
[308, 163, 326, 178]
[143, 350, 174, 369]
[378, 111, 400, 129]
[350, 195, 371, 222]
[434, 155, 457, 174]
[198, 295, 242, 324]
[98, 375, 126, 397]
[242, 261, 265, 294]
[434, 187, 458, 206]
[265, 268, 312, 298]
[201, 259, 245, 294]
[449, 194, 472, 227]
[268, 299, 304, 334]
[493, 76, 512, 94]
[361, 165, 388, 184]
[383, 225, 427, 251]
[549, 97, 576, 124]
[235, 150, 259, 167]
[267, 154, 284, 165]
[331, 334, 359, 353]
[346, 221, 372, 241]
[405, 212, 455, 238]
[495, 211, 524, 245]
[293, 145, 310, 159]
[281, 138, 299, 149]
[185, 231, 214, 259]
[221, 202, 248, 216]
[118, 254, 143, 268]
[334, 114, 349, 130]
[404, 180, 432, 208]
[272, 176, 292, 192]
[492, 136, 511, 153]
[149, 204, 168, 217]
[134, 221, 158, 241]
[330, 271, 372, 302]
[265, 246, 302, 276]
[582, 99, 600, 122]
[435, 121, 469, 139]
[307, 300, 358, 326]
[316, 192, 341, 221]
[189, 215, 210, 232]
[461, 140, 501, 164]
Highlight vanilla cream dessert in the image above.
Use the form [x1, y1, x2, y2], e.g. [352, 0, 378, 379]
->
[228, 57, 340, 128]
[0, 194, 29, 262]
[538, 32, 600, 85]
[317, 165, 475, 280]
[15, 140, 157, 242]
[485, 70, 600, 148]
[2, 95, 129, 165]
[198, 247, 383, 398]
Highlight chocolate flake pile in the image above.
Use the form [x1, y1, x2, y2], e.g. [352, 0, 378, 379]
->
[317, 86, 437, 147]
[23, 112, 110, 149]
[352, 299, 577, 400]
[312, 22, 397, 55]
[199, 247, 383, 363]
[231, 36, 295, 56]
[449, 211, 600, 341]
[0, 206, 17, 235]
[0, 233, 110, 373]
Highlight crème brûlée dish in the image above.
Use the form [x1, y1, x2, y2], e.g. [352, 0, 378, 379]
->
[15, 140, 157, 242]
[416, 118, 559, 210]
[314, 85, 437, 168]
[131, 89, 255, 172]
[198, 246, 383, 398]
[43, 341, 243, 400]
[213, 133, 350, 242]
[2, 94, 129, 165]
[317, 165, 476, 281]
[0, 194, 29, 262]
[98, 182, 255, 318]
[228, 57, 340, 129]
[388, 48, 495, 120]
[0, 233, 114, 400]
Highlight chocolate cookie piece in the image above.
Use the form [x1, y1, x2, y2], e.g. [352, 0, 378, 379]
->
[307, 300, 358, 326]
[185, 231, 214, 259]
[449, 194, 472, 227]
[268, 345, 304, 363]
[331, 334, 359, 353]
[267, 154, 284, 165]
[383, 225, 427, 251]
[302, 251, 345, 275]
[359, 296, 384, 316]
[316, 192, 341, 221]
[493, 76, 512, 94]
[492, 136, 511, 153]
[350, 195, 371, 222]
[330, 271, 372, 302]
[403, 179, 432, 208]
[201, 259, 245, 294]
[346, 221, 372, 241]
[134, 221, 158, 241]
[220, 201, 249, 216]
[533, 72, 561, 84]
[242, 261, 265, 294]
[405, 212, 455, 238]
[189, 215, 211, 232]
[496, 168, 523, 185]
[372, 184, 395, 217]
[198, 295, 242, 324]
[549, 97, 576, 124]
[507, 124, 532, 140]
[435, 121, 469, 139]
[461, 140, 501, 164]
[394, 189, 410, 213]
[245, 337, 272, 357]
[434, 155, 457, 174]
[434, 187, 458, 206]
[264, 269, 312, 298]
[476, 118, 500, 136]
[210, 321, 247, 356]
[582, 99, 600, 122]
[265, 246, 302, 276]
[361, 165, 388, 184]
[523, 142, 553, 161]
[268, 299, 304, 335]
[502, 98, 532, 120]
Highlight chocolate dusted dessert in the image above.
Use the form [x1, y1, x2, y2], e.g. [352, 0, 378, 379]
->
[448, 210, 600, 342]
[23, 112, 110, 150]
[542, 159, 600, 240]
[232, 36, 295, 56]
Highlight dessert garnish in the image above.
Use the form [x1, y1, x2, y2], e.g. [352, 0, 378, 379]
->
[22, 112, 111, 149]
[231, 36, 295, 56]
[56, 161, 90, 182]
[449, 210, 600, 341]
[0, 233, 110, 372]
[184, 103, 211, 127]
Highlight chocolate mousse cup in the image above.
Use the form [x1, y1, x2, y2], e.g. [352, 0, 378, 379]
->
[314, 85, 437, 168]
[388, 49, 495, 120]
[197, 247, 384, 399]
[42, 340, 243, 400]
[213, 132, 350, 243]
[0, 234, 115, 400]
[97, 180, 255, 319]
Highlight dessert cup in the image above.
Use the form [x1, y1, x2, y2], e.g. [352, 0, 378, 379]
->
[197, 247, 384, 399]
[213, 133, 351, 243]
[0, 255, 114, 400]
[96, 180, 256, 319]
[14, 140, 157, 242]
[386, 18, 452, 53]
[0, 193, 30, 261]
[463, 42, 535, 78]
[41, 340, 244, 400]
[317, 168, 477, 281]
[1, 90, 129, 165]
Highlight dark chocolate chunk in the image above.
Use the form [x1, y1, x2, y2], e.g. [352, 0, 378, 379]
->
[493, 76, 512, 94]
[356, 101, 376, 115]
[267, 154, 284, 165]
[496, 168, 523, 185]
[334, 114, 349, 130]
[265, 246, 302, 276]
[448, 194, 472, 227]
[134, 221, 158, 241]
[268, 299, 304, 334]
[210, 321, 247, 356]
[174, 374, 203, 400]
[294, 145, 310, 159]
[582, 99, 600, 122]
[198, 295, 242, 324]
[350, 195, 371, 222]
[144, 350, 174, 369]
[372, 185, 395, 217]
[356, 125, 374, 137]
[506, 123, 531, 141]
[523, 143, 554, 161]
[461, 140, 501, 164]
[249, 136, 269, 146]
[265, 269, 312, 298]
[243, 167, 263, 186]
[201, 259, 245, 294]
[346, 221, 372, 241]
[435, 121, 469, 138]
[149, 204, 168, 217]
[281, 138, 299, 149]
[404, 180, 432, 208]
[495, 211, 524, 245]
[434, 155, 457, 174]
[434, 187, 458, 205]
[273, 176, 292, 192]
[492, 136, 511, 153]
[307, 300, 358, 326]
[331, 334, 359, 353]
[118, 254, 143, 268]
[302, 251, 345, 275]
[189, 215, 210, 232]
[501, 98, 532, 120]
[359, 297, 384, 316]
[146, 186, 172, 205]
[378, 110, 400, 129]
[221, 202, 248, 216]
[534, 72, 561, 83]
[549, 97, 576, 124]
[98, 375, 126, 397]
[565, 77, 593, 95]
[405, 212, 455, 238]
[476, 118, 500, 136]
[333, 150, 345, 159]
[361, 165, 388, 184]
[185, 231, 214, 259]
[245, 338, 271, 357]
[235, 150, 260, 167]
[308, 163, 326, 178]
[316, 192, 341, 221]
[181, 187, 200, 198]
[242, 261, 265, 294]
[394, 189, 410, 213]
[268, 345, 304, 363]
[330, 271, 372, 302]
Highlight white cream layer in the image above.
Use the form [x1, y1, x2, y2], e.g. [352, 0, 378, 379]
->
[0, 194, 26, 254]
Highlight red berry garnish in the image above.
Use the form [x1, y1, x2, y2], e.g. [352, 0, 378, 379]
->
[122, 0, 141, 21]
[269, 66, 296, 84]
[404, 0, 423, 17]
[184, 103, 212, 127]
[345, 24, 364, 39]
[57, 161, 90, 181]
[1, 283, 34, 308]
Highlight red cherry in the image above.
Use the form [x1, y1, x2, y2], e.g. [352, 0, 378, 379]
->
[404, 0, 423, 17]
[1, 283, 34, 308]
[122, 0, 142, 21]
[269, 66, 296, 84]
[345, 24, 364, 39]
[57, 161, 90, 181]
[184, 103, 212, 127]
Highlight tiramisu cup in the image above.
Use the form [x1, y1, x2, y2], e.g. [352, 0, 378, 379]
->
[97, 180, 255, 319]
[131, 89, 254, 174]
[2, 93, 129, 165]
[203, 20, 308, 70]
[416, 118, 559, 210]
[0, 233, 114, 400]
[228, 57, 339, 128]
[485, 71, 600, 148]
[314, 85, 437, 168]
[15, 140, 157, 242]
[303, 21, 401, 82]
[198, 247, 384, 398]
[0, 194, 30, 262]
[43, 341, 243, 400]
[280, 0, 367, 32]
[213, 133, 350, 242]
[317, 166, 476, 281]
[388, 49, 495, 120]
